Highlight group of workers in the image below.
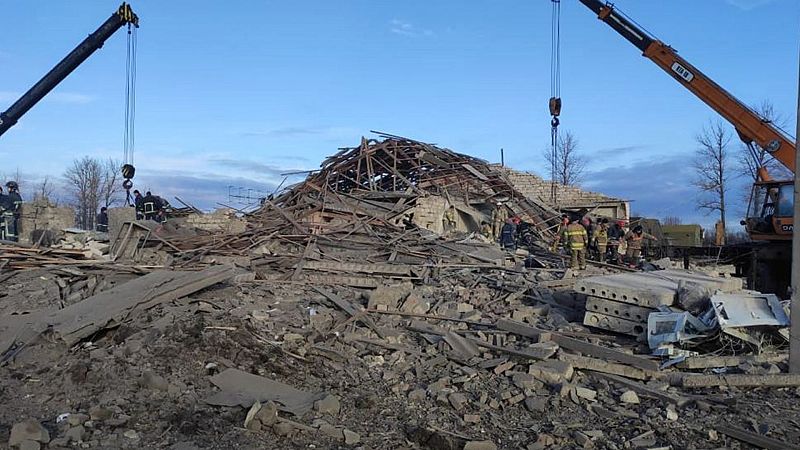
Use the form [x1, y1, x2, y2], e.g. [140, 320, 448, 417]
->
[93, 190, 168, 233]
[553, 214, 657, 270]
[0, 181, 22, 241]
[132, 189, 168, 223]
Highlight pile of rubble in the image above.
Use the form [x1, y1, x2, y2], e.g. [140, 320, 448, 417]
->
[1, 137, 799, 450]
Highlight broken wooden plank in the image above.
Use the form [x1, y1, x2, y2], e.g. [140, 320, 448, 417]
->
[314, 287, 384, 338]
[675, 353, 787, 370]
[680, 373, 800, 388]
[717, 425, 800, 450]
[558, 353, 652, 381]
[593, 373, 691, 407]
[496, 318, 660, 372]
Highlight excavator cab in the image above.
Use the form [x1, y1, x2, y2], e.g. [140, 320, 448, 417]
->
[743, 180, 794, 240]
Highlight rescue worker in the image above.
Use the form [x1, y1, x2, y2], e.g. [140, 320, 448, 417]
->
[582, 216, 595, 259]
[553, 215, 588, 269]
[624, 225, 658, 266]
[141, 191, 162, 221]
[551, 214, 568, 251]
[4, 181, 22, 242]
[499, 217, 517, 250]
[480, 221, 493, 240]
[133, 190, 144, 219]
[96, 207, 109, 232]
[594, 218, 609, 262]
[492, 203, 508, 240]
[607, 220, 625, 264]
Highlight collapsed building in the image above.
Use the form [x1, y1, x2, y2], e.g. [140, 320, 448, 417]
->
[0, 137, 797, 450]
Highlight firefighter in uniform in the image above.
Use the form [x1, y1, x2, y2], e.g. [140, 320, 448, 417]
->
[594, 218, 609, 262]
[553, 215, 588, 270]
[3, 181, 22, 242]
[624, 225, 658, 266]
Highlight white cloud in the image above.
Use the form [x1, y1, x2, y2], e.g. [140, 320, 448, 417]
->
[390, 19, 434, 38]
[0, 91, 95, 105]
[724, 0, 778, 11]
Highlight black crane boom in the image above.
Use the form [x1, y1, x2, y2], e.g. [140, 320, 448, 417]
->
[0, 3, 138, 137]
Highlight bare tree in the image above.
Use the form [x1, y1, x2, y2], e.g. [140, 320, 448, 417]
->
[100, 158, 122, 208]
[543, 130, 586, 186]
[662, 216, 683, 226]
[737, 100, 791, 182]
[64, 157, 103, 230]
[32, 176, 58, 205]
[692, 120, 733, 245]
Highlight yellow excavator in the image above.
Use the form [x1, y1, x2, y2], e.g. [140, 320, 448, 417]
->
[578, 0, 795, 294]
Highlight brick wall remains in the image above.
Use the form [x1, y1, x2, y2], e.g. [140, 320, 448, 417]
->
[18, 200, 75, 244]
[185, 208, 247, 234]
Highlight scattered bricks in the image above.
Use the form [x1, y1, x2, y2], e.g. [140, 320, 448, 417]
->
[314, 394, 341, 416]
[457, 302, 474, 313]
[64, 425, 86, 443]
[273, 421, 295, 437]
[524, 396, 548, 413]
[494, 361, 515, 375]
[666, 405, 679, 421]
[318, 423, 344, 440]
[529, 360, 574, 385]
[9, 419, 50, 447]
[343, 429, 361, 445]
[408, 389, 427, 402]
[573, 430, 594, 449]
[88, 407, 113, 421]
[256, 401, 279, 426]
[488, 399, 500, 409]
[449, 392, 469, 411]
[464, 414, 481, 423]
[512, 372, 541, 390]
[501, 391, 514, 401]
[620, 390, 640, 404]
[140, 370, 169, 391]
[508, 393, 526, 405]
[464, 440, 497, 450]
[575, 387, 597, 401]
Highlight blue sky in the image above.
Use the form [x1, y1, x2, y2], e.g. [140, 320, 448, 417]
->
[0, 0, 798, 227]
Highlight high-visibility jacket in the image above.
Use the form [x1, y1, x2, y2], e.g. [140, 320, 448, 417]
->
[594, 225, 609, 245]
[561, 223, 588, 250]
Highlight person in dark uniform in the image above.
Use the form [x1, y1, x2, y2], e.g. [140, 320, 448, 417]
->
[132, 190, 144, 219]
[141, 191, 162, 221]
[96, 207, 109, 232]
[4, 181, 22, 242]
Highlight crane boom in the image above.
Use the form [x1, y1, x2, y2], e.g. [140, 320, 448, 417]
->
[0, 3, 139, 137]
[579, 0, 795, 173]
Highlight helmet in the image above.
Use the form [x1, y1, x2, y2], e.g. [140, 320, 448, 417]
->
[5, 181, 18, 191]
[634, 225, 643, 233]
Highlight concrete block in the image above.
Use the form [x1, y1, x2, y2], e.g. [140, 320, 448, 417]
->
[574, 269, 740, 308]
[584, 297, 654, 323]
[583, 311, 646, 337]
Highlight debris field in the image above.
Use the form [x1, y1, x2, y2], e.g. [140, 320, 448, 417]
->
[1, 137, 799, 450]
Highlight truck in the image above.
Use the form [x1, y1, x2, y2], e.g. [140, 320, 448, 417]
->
[578, 0, 795, 295]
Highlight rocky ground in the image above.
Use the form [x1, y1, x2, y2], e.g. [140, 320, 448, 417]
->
[1, 262, 799, 450]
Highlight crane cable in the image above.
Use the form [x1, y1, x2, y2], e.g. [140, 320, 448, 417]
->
[549, 0, 562, 204]
[122, 23, 137, 205]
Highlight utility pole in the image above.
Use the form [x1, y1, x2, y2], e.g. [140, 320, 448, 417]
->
[790, 48, 800, 373]
[500, 148, 504, 167]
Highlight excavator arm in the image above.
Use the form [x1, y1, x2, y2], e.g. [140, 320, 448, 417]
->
[0, 3, 139, 137]
[579, 0, 795, 173]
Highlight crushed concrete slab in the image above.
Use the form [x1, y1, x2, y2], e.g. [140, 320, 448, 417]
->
[205, 368, 325, 416]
